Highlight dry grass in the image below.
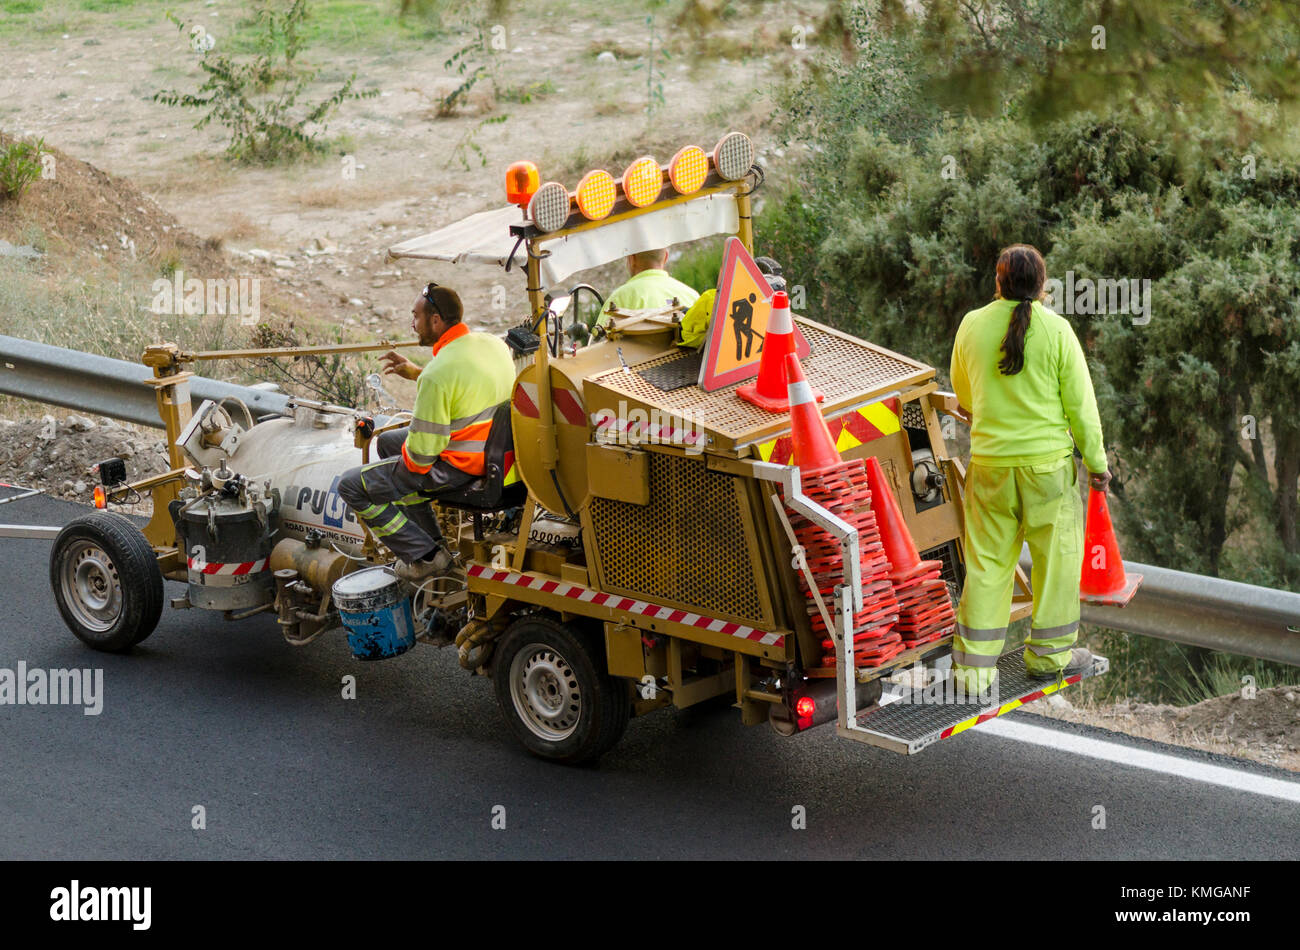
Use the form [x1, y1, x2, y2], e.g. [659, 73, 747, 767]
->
[294, 180, 406, 210]
[215, 211, 260, 244]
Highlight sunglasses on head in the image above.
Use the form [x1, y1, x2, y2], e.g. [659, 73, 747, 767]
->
[422, 282, 441, 316]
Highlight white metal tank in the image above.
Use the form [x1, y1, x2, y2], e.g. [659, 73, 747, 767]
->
[219, 405, 368, 555]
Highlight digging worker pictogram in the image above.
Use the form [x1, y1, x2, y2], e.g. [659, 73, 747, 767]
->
[338, 282, 514, 581]
[730, 292, 761, 361]
[948, 244, 1110, 693]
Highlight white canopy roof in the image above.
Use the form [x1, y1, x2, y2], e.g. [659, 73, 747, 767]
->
[387, 193, 739, 288]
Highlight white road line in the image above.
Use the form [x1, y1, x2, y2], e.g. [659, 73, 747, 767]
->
[979, 717, 1300, 804]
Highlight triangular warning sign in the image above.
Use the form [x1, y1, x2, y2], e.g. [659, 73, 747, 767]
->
[698, 237, 810, 391]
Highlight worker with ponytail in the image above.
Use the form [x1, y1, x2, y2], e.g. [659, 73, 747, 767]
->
[948, 245, 1109, 693]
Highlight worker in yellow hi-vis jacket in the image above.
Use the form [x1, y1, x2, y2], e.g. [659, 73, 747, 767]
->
[338, 282, 514, 581]
[596, 247, 699, 329]
[948, 245, 1111, 693]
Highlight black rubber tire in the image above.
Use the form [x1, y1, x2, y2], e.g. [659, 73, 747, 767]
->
[49, 512, 164, 653]
[492, 615, 630, 765]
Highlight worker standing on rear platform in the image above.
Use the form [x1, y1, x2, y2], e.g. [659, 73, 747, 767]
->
[338, 282, 514, 581]
[948, 245, 1110, 694]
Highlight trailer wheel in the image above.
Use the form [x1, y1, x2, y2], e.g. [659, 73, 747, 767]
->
[493, 615, 630, 765]
[50, 512, 164, 653]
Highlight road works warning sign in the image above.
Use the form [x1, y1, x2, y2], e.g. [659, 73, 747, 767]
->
[698, 237, 810, 391]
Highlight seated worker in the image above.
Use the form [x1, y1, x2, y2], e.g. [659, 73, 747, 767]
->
[596, 247, 700, 330]
[338, 282, 515, 581]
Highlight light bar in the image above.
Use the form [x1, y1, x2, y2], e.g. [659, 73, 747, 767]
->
[575, 169, 616, 220]
[622, 155, 663, 207]
[528, 181, 571, 232]
[712, 132, 753, 181]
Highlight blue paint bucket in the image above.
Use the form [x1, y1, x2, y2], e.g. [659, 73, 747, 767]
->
[333, 567, 415, 661]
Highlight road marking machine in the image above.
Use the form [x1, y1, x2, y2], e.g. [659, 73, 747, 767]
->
[50, 132, 1111, 763]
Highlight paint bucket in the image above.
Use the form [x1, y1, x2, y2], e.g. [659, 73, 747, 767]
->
[333, 567, 415, 661]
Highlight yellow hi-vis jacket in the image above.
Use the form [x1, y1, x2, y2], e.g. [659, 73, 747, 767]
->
[402, 323, 516, 476]
[596, 268, 700, 328]
[950, 299, 1107, 474]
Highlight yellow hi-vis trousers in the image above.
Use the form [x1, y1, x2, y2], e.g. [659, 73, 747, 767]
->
[952, 456, 1084, 691]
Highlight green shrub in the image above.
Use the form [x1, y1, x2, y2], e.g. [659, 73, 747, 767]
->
[154, 1, 377, 164]
[0, 136, 45, 201]
[671, 238, 725, 294]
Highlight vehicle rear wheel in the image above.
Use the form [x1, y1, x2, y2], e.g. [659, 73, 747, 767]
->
[50, 512, 164, 652]
[492, 615, 630, 764]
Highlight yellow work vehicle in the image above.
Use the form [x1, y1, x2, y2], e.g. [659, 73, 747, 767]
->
[51, 132, 1106, 764]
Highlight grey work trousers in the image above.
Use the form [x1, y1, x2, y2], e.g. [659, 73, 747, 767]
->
[337, 428, 474, 562]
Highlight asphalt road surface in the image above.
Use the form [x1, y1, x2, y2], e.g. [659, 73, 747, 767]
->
[2, 490, 1297, 860]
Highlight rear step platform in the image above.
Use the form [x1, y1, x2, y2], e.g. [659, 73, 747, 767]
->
[839, 650, 1109, 754]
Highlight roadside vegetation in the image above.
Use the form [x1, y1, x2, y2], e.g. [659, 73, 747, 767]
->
[758, 0, 1300, 703]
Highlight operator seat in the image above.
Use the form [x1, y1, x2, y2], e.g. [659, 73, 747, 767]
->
[422, 401, 526, 539]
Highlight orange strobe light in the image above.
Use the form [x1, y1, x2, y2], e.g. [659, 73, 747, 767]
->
[93, 484, 106, 509]
[575, 169, 616, 220]
[506, 160, 540, 207]
[669, 145, 708, 194]
[622, 156, 663, 207]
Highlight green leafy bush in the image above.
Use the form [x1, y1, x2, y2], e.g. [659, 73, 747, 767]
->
[760, 0, 1300, 698]
[0, 136, 45, 201]
[154, 0, 376, 164]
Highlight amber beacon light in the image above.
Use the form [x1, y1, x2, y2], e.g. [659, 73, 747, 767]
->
[506, 160, 541, 207]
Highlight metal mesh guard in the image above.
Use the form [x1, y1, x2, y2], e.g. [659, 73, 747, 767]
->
[854, 651, 1108, 746]
[589, 321, 929, 440]
[589, 451, 765, 623]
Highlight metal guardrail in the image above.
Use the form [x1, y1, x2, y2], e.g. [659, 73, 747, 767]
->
[1019, 549, 1300, 667]
[0, 335, 291, 429]
[1, 336, 1296, 664]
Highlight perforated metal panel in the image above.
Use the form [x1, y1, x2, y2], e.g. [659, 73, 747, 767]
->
[588, 320, 931, 442]
[588, 451, 767, 624]
[902, 401, 926, 429]
[920, 540, 964, 607]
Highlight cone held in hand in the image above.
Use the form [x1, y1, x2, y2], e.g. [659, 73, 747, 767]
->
[1080, 487, 1142, 606]
[785, 352, 841, 473]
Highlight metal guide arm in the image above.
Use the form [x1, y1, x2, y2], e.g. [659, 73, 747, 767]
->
[751, 461, 864, 730]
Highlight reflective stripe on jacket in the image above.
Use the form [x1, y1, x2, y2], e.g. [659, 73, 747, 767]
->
[402, 323, 516, 476]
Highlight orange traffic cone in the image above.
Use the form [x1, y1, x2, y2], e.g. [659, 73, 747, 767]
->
[785, 352, 841, 473]
[1080, 488, 1142, 606]
[738, 291, 821, 412]
[864, 455, 943, 583]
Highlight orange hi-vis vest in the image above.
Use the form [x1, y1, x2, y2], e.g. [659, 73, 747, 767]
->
[401, 323, 516, 476]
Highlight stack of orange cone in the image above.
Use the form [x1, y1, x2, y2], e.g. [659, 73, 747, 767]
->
[784, 353, 842, 475]
[864, 456, 956, 647]
[737, 291, 821, 412]
[1080, 487, 1142, 606]
[783, 354, 903, 668]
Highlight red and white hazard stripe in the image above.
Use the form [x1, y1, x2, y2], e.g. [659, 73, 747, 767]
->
[512, 381, 587, 427]
[467, 564, 784, 647]
[187, 557, 268, 576]
[591, 410, 703, 448]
